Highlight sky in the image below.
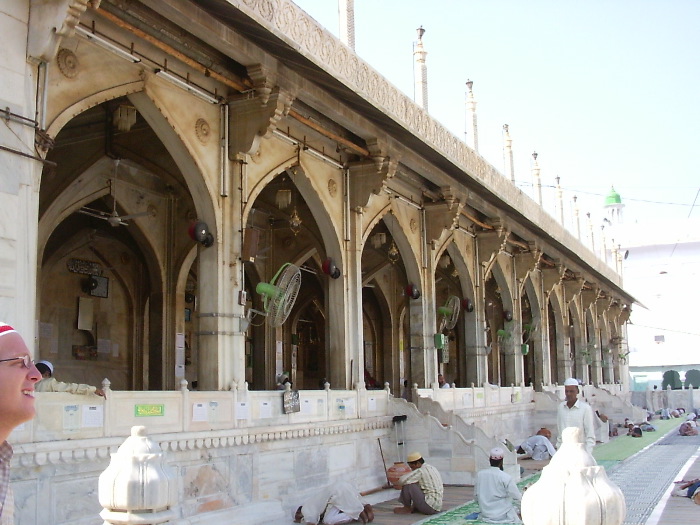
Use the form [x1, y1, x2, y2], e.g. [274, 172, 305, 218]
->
[291, 0, 700, 229]
[292, 1, 700, 371]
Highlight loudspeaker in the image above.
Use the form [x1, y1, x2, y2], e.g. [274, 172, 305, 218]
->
[322, 258, 341, 279]
[405, 284, 421, 300]
[188, 221, 215, 247]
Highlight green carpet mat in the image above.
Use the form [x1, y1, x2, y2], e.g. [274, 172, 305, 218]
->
[417, 417, 684, 525]
[592, 417, 680, 462]
[416, 475, 540, 525]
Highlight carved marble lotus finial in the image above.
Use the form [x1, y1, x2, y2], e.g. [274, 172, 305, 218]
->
[99, 426, 176, 525]
[521, 427, 625, 525]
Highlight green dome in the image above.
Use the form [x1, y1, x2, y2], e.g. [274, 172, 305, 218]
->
[604, 186, 622, 206]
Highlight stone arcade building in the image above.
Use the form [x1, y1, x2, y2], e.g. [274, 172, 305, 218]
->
[2, 1, 634, 523]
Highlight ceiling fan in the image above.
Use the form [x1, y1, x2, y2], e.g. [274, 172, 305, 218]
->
[78, 159, 156, 227]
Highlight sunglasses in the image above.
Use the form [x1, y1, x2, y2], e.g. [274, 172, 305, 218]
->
[0, 355, 34, 368]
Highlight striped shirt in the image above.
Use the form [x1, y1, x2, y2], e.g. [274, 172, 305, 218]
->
[0, 441, 13, 524]
[398, 463, 443, 511]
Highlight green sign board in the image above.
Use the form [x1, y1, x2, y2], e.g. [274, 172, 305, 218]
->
[134, 404, 165, 417]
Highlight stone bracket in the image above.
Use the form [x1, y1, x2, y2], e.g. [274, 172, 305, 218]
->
[580, 287, 599, 311]
[595, 294, 612, 315]
[424, 200, 463, 248]
[478, 228, 510, 278]
[348, 156, 397, 211]
[228, 88, 294, 156]
[28, 0, 91, 62]
[562, 274, 585, 304]
[246, 64, 283, 107]
[541, 264, 564, 296]
[514, 244, 541, 293]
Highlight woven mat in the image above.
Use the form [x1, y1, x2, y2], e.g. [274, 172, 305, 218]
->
[414, 475, 540, 525]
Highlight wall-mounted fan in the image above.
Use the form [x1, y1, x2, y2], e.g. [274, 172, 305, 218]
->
[434, 295, 460, 354]
[523, 318, 540, 344]
[78, 159, 156, 227]
[255, 263, 302, 327]
[437, 295, 461, 331]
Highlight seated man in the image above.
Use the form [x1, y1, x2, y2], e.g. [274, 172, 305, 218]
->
[475, 447, 522, 523]
[35, 360, 105, 397]
[393, 451, 443, 515]
[294, 481, 373, 524]
[517, 429, 556, 460]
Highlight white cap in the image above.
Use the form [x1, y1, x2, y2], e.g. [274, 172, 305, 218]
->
[489, 447, 505, 460]
[36, 360, 54, 374]
[564, 378, 579, 386]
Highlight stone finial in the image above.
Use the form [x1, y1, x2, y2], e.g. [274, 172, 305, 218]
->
[521, 427, 625, 525]
[99, 426, 176, 524]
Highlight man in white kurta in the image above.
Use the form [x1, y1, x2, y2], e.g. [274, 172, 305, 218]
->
[556, 378, 596, 454]
[475, 447, 522, 524]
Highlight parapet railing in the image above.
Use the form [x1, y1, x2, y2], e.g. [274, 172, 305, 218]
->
[10, 380, 392, 444]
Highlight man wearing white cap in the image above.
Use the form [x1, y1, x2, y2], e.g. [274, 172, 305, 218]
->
[0, 323, 42, 523]
[35, 360, 105, 397]
[474, 447, 522, 523]
[556, 378, 595, 453]
[393, 451, 443, 515]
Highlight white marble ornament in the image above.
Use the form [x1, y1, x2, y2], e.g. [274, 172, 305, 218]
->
[521, 427, 625, 525]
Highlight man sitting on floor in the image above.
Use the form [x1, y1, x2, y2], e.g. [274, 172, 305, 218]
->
[294, 481, 374, 524]
[516, 429, 556, 460]
[393, 451, 443, 515]
[474, 447, 522, 523]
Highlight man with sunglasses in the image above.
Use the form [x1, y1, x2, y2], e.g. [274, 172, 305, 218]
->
[0, 322, 41, 523]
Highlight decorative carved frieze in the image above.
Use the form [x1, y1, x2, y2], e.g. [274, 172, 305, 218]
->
[228, 88, 293, 156]
[28, 0, 90, 62]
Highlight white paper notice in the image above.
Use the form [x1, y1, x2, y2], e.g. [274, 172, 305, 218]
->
[301, 398, 313, 415]
[259, 401, 272, 419]
[63, 404, 80, 430]
[344, 398, 356, 415]
[176, 332, 185, 349]
[192, 403, 208, 422]
[82, 405, 103, 427]
[97, 338, 111, 354]
[368, 397, 377, 411]
[175, 364, 185, 378]
[236, 402, 250, 419]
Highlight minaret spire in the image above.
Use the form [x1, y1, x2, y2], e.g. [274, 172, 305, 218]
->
[338, 0, 355, 50]
[414, 26, 428, 110]
[465, 79, 478, 152]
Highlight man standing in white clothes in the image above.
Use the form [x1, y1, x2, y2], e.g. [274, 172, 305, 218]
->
[556, 378, 596, 453]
